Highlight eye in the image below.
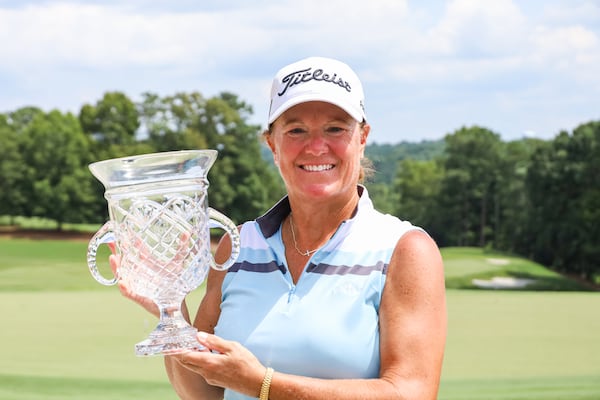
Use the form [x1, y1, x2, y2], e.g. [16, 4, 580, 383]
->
[286, 127, 307, 136]
[325, 126, 349, 137]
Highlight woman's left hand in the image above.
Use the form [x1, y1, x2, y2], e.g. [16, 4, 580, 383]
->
[172, 332, 267, 397]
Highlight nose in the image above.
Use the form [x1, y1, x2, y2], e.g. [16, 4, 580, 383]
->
[304, 131, 328, 155]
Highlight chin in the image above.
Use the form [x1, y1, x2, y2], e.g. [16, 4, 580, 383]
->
[298, 181, 343, 198]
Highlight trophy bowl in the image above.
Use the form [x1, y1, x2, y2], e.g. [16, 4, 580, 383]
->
[86, 150, 240, 356]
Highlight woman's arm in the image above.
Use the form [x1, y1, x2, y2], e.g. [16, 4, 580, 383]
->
[270, 229, 446, 399]
[174, 229, 447, 399]
[163, 235, 231, 400]
[377, 229, 447, 398]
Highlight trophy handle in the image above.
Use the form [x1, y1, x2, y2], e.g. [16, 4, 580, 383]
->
[208, 208, 240, 271]
[87, 221, 119, 286]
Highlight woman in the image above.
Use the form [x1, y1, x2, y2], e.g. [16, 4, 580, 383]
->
[113, 56, 447, 399]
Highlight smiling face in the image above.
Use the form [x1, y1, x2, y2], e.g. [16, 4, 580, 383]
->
[267, 101, 369, 203]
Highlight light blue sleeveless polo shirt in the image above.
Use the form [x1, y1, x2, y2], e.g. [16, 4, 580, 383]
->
[214, 186, 422, 399]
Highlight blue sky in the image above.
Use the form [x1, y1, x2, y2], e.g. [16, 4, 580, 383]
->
[0, 0, 598, 144]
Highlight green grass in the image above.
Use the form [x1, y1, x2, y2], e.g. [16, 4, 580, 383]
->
[442, 247, 591, 291]
[0, 215, 101, 233]
[0, 239, 109, 291]
[1, 238, 599, 399]
[440, 376, 600, 400]
[441, 290, 600, 376]
[0, 375, 176, 400]
[1, 291, 181, 399]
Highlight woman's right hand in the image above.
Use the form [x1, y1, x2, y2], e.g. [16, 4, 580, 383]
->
[108, 244, 160, 318]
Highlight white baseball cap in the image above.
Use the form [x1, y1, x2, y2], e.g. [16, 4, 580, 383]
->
[268, 56, 366, 124]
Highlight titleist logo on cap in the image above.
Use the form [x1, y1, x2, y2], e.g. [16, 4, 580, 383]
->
[277, 67, 352, 97]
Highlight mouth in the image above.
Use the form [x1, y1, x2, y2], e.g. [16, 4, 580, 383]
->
[300, 164, 335, 172]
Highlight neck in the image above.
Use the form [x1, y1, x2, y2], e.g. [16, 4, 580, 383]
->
[287, 186, 360, 225]
[285, 186, 360, 254]
[289, 213, 319, 257]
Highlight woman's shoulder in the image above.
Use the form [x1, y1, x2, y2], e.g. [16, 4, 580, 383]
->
[356, 186, 424, 235]
[338, 211, 420, 255]
[359, 202, 423, 234]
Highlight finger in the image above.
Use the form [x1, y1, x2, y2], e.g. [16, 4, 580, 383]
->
[196, 332, 229, 354]
[117, 279, 131, 296]
[171, 350, 210, 375]
[109, 254, 121, 276]
[169, 353, 193, 370]
[171, 231, 192, 267]
[116, 277, 136, 301]
[107, 241, 117, 255]
[134, 236, 151, 261]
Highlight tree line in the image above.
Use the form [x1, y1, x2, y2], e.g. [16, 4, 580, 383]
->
[368, 123, 599, 282]
[0, 91, 285, 230]
[0, 90, 598, 282]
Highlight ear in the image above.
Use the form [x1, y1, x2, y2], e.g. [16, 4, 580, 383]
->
[266, 133, 279, 166]
[359, 123, 370, 156]
[360, 123, 370, 144]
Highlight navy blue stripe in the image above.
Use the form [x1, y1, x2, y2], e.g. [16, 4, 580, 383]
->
[229, 260, 286, 274]
[256, 196, 291, 238]
[307, 261, 388, 276]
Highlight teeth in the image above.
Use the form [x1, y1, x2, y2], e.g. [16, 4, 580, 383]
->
[303, 164, 334, 172]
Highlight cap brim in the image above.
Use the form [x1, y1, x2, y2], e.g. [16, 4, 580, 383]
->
[268, 93, 364, 124]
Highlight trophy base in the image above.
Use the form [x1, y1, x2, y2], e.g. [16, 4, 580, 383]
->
[135, 325, 202, 357]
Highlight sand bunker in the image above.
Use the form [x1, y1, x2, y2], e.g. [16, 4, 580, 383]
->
[472, 276, 536, 289]
[486, 258, 510, 265]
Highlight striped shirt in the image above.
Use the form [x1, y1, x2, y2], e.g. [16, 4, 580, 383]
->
[214, 186, 422, 400]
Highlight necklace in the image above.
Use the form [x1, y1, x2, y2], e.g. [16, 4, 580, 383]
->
[289, 214, 319, 257]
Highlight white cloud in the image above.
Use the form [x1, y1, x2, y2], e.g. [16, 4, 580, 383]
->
[427, 0, 528, 57]
[0, 2, 275, 71]
[374, 0, 600, 89]
[530, 25, 598, 62]
[0, 0, 598, 142]
[542, 0, 600, 24]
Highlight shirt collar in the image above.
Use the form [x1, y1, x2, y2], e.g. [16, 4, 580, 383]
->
[255, 185, 370, 238]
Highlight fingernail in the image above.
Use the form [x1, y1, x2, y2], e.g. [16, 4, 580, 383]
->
[197, 331, 208, 341]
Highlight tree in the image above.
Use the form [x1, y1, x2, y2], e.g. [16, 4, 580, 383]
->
[493, 138, 544, 253]
[364, 182, 398, 215]
[526, 121, 600, 280]
[365, 140, 445, 185]
[438, 126, 503, 247]
[79, 91, 139, 149]
[138, 91, 209, 151]
[19, 110, 96, 229]
[197, 92, 284, 222]
[138, 91, 284, 223]
[7, 106, 45, 129]
[0, 107, 47, 219]
[0, 114, 27, 221]
[393, 158, 445, 244]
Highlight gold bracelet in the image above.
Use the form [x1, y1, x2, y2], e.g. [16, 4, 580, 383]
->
[259, 367, 274, 400]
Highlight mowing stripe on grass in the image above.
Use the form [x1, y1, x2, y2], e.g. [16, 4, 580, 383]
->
[0, 374, 178, 400]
